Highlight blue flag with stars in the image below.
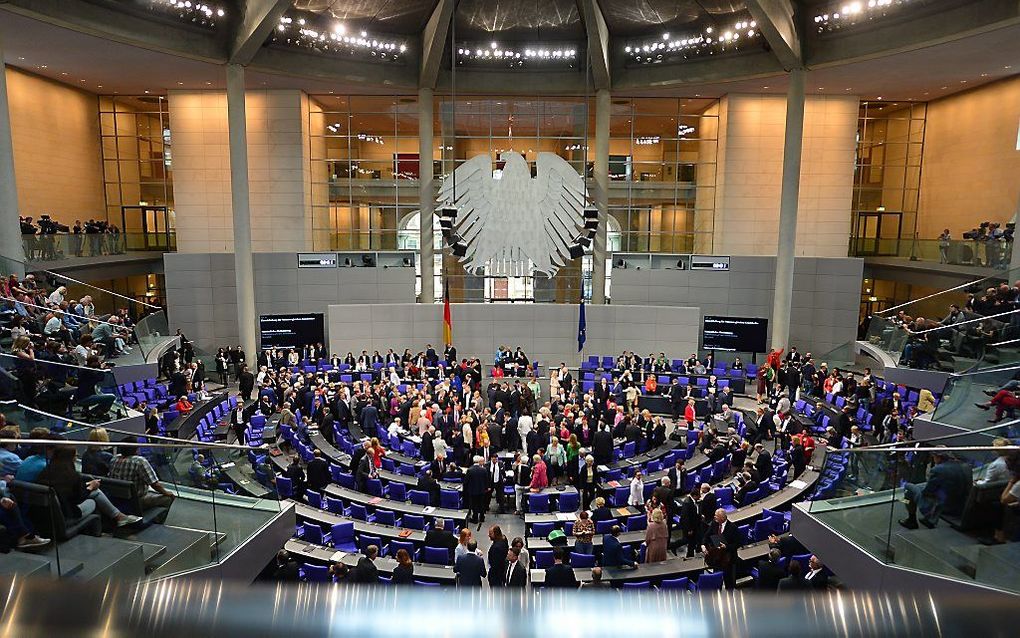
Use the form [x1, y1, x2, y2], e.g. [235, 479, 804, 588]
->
[577, 300, 586, 352]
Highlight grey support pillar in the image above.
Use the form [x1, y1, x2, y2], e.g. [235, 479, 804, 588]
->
[418, 87, 435, 303]
[226, 64, 257, 364]
[770, 67, 806, 351]
[0, 36, 25, 267]
[591, 88, 610, 304]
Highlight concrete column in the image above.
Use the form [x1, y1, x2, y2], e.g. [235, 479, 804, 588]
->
[226, 64, 257, 364]
[770, 68, 806, 351]
[418, 87, 435, 303]
[0, 38, 25, 267]
[591, 88, 610, 304]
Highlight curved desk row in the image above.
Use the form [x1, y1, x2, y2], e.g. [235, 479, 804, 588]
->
[286, 538, 457, 584]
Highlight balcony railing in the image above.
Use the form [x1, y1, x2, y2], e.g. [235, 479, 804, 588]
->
[22, 231, 176, 263]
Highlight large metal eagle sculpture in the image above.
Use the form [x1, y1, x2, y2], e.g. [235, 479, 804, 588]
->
[437, 151, 599, 277]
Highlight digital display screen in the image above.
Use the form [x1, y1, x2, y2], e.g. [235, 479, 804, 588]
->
[702, 316, 768, 353]
[259, 314, 325, 350]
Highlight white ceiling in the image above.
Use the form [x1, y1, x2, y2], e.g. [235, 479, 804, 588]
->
[0, 8, 1017, 101]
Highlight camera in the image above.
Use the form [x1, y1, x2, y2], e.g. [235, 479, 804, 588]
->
[37, 215, 69, 234]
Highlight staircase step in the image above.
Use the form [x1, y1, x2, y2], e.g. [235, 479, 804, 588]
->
[121, 524, 218, 577]
[37, 535, 147, 582]
[0, 551, 77, 578]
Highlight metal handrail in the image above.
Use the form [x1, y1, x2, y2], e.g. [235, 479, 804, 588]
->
[878, 267, 1017, 316]
[0, 438, 266, 452]
[0, 296, 124, 329]
[905, 307, 1020, 335]
[5, 401, 262, 452]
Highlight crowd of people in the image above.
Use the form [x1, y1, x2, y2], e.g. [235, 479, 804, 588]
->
[874, 280, 1020, 369]
[19, 216, 125, 261]
[0, 411, 177, 552]
[251, 338, 849, 590]
[0, 272, 146, 419]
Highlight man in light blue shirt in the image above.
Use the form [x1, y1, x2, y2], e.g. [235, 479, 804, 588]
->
[13, 428, 54, 483]
[0, 426, 22, 477]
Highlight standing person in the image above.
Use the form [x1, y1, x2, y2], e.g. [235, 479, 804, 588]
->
[544, 547, 579, 589]
[454, 540, 487, 587]
[238, 364, 255, 401]
[576, 454, 599, 510]
[628, 469, 645, 507]
[702, 508, 741, 589]
[573, 509, 595, 556]
[644, 508, 669, 563]
[215, 348, 229, 386]
[938, 228, 951, 264]
[503, 546, 527, 588]
[487, 525, 510, 588]
[464, 455, 491, 526]
[512, 453, 531, 516]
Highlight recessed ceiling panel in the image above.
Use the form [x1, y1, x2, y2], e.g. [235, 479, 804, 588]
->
[600, 0, 747, 37]
[455, 0, 582, 40]
[291, 0, 441, 34]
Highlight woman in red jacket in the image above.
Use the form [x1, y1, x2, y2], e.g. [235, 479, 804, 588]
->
[683, 398, 697, 427]
[369, 437, 386, 468]
[529, 455, 548, 492]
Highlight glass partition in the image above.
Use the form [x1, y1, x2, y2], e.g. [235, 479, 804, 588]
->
[876, 309, 1020, 373]
[851, 237, 1013, 270]
[0, 404, 280, 581]
[0, 352, 128, 421]
[135, 310, 172, 360]
[934, 366, 1020, 434]
[806, 426, 1020, 594]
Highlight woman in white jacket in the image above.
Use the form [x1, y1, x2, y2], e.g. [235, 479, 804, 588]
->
[629, 469, 646, 507]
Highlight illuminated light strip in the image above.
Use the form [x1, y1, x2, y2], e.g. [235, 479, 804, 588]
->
[813, 0, 914, 30]
[274, 15, 408, 59]
[624, 18, 759, 64]
[456, 42, 580, 66]
[150, 0, 225, 26]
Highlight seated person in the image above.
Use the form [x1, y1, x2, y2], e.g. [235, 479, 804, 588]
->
[0, 479, 50, 550]
[899, 450, 972, 529]
[37, 446, 142, 527]
[175, 395, 194, 414]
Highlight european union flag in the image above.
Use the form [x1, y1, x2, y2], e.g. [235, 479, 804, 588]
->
[577, 300, 586, 352]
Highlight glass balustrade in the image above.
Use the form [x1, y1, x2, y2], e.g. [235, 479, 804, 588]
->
[0, 401, 280, 581]
[0, 352, 129, 422]
[805, 424, 1020, 594]
[850, 237, 1013, 270]
[21, 232, 176, 262]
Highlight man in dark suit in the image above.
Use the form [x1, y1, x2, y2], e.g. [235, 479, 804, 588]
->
[306, 449, 330, 493]
[230, 399, 248, 444]
[238, 365, 255, 401]
[669, 379, 685, 422]
[804, 555, 829, 590]
[416, 468, 441, 505]
[754, 444, 773, 482]
[464, 455, 491, 524]
[544, 547, 579, 589]
[592, 425, 614, 466]
[601, 525, 636, 568]
[271, 550, 300, 581]
[702, 508, 741, 590]
[755, 549, 786, 591]
[424, 519, 458, 558]
[454, 540, 487, 586]
[778, 560, 810, 591]
[667, 459, 685, 492]
[350, 545, 379, 584]
[678, 488, 701, 558]
[504, 547, 527, 587]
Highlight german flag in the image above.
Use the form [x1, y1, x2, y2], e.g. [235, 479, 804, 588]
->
[442, 280, 453, 346]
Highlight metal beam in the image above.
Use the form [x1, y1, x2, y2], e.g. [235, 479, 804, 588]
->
[230, 0, 291, 65]
[420, 0, 454, 89]
[744, 0, 802, 71]
[577, 0, 611, 90]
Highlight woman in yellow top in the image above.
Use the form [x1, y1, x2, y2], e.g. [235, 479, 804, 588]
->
[476, 422, 490, 450]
